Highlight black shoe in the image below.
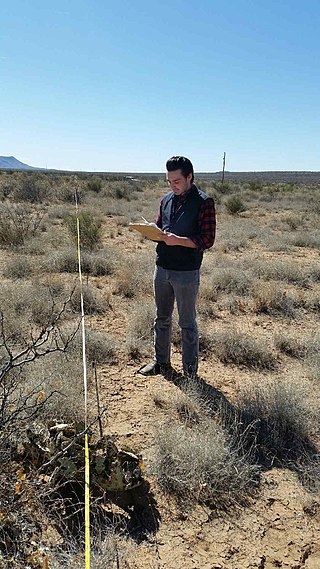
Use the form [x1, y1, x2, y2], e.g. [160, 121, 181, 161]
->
[138, 361, 171, 376]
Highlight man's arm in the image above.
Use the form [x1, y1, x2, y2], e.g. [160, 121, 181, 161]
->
[161, 233, 197, 248]
[189, 198, 216, 251]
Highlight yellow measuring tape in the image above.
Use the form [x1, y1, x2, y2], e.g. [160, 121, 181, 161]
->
[75, 192, 91, 569]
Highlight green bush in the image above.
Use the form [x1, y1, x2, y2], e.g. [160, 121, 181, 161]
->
[64, 211, 103, 251]
[224, 195, 246, 215]
[14, 175, 46, 203]
[87, 177, 103, 193]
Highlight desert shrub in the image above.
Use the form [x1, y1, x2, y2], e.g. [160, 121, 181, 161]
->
[70, 285, 110, 315]
[85, 330, 117, 365]
[289, 234, 320, 249]
[14, 175, 46, 203]
[64, 211, 103, 251]
[30, 285, 71, 327]
[0, 204, 43, 247]
[45, 248, 79, 273]
[103, 181, 134, 201]
[152, 418, 258, 510]
[0, 281, 72, 340]
[172, 381, 212, 426]
[219, 294, 249, 314]
[198, 325, 215, 356]
[224, 195, 246, 215]
[0, 292, 33, 345]
[4, 256, 33, 279]
[309, 266, 320, 282]
[59, 325, 117, 365]
[0, 177, 15, 198]
[218, 218, 257, 251]
[252, 282, 296, 317]
[274, 332, 308, 359]
[197, 298, 217, 319]
[236, 378, 317, 463]
[48, 204, 73, 220]
[248, 181, 263, 192]
[87, 177, 102, 193]
[46, 248, 115, 276]
[249, 259, 309, 287]
[295, 455, 320, 494]
[126, 299, 154, 357]
[262, 233, 292, 252]
[210, 328, 277, 370]
[283, 214, 304, 230]
[55, 182, 77, 203]
[215, 181, 235, 194]
[89, 250, 116, 276]
[170, 311, 182, 349]
[206, 267, 252, 296]
[115, 254, 154, 298]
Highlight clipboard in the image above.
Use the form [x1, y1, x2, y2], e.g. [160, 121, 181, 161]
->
[129, 223, 164, 241]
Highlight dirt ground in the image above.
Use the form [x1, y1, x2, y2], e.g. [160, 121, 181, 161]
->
[87, 213, 320, 569]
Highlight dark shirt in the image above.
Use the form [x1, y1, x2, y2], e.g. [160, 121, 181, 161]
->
[156, 186, 216, 252]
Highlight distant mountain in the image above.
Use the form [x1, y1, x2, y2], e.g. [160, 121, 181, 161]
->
[0, 156, 38, 170]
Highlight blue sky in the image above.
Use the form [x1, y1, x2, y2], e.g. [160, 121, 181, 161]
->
[1, 1, 319, 172]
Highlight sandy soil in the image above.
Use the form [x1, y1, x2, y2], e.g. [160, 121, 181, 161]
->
[85, 214, 320, 569]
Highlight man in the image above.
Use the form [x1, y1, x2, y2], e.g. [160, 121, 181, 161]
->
[139, 156, 216, 377]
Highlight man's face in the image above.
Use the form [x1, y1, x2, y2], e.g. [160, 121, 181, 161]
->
[166, 169, 192, 196]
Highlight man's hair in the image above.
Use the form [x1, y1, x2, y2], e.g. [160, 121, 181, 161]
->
[166, 156, 194, 183]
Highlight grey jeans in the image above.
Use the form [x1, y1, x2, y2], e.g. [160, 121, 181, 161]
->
[153, 265, 200, 375]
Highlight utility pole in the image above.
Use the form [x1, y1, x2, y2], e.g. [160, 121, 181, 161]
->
[221, 152, 226, 186]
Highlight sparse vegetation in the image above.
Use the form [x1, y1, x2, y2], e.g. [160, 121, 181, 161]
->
[0, 169, 320, 567]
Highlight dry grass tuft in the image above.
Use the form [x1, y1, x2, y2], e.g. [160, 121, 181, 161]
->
[70, 285, 110, 315]
[249, 258, 310, 287]
[274, 332, 308, 359]
[4, 255, 33, 279]
[44, 247, 115, 276]
[210, 328, 277, 370]
[114, 254, 154, 298]
[236, 378, 318, 463]
[152, 418, 258, 510]
[126, 299, 154, 358]
[252, 282, 296, 317]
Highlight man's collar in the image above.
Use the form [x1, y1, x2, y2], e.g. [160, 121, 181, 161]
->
[174, 184, 195, 201]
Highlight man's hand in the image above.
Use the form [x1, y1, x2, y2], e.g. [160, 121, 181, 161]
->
[160, 231, 197, 248]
